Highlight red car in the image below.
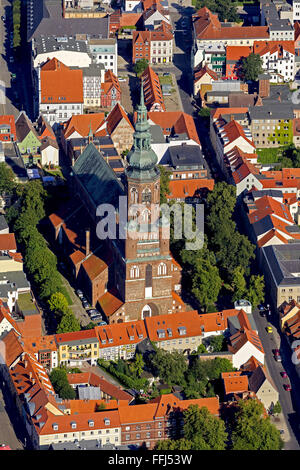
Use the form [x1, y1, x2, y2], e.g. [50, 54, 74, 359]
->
[284, 384, 292, 391]
[274, 349, 280, 356]
[281, 371, 288, 378]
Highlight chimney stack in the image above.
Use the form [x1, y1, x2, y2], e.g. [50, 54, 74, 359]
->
[86, 230, 90, 257]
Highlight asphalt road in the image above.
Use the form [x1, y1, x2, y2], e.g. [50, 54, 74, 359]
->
[0, 0, 19, 117]
[0, 386, 23, 449]
[253, 307, 300, 449]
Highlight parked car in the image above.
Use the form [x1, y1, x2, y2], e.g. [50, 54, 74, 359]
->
[275, 355, 282, 362]
[163, 72, 171, 76]
[279, 430, 285, 435]
[266, 325, 273, 333]
[76, 289, 84, 298]
[281, 371, 288, 378]
[1, 16, 5, 21]
[98, 321, 107, 326]
[274, 349, 280, 356]
[258, 304, 265, 311]
[81, 297, 89, 309]
[284, 384, 291, 391]
[9, 56, 14, 63]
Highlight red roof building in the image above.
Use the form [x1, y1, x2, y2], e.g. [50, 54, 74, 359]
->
[0, 115, 16, 142]
[141, 66, 165, 112]
[100, 70, 121, 110]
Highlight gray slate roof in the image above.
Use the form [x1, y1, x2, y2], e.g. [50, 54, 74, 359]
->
[72, 143, 124, 209]
[27, 0, 109, 41]
[0, 215, 8, 233]
[262, 244, 300, 286]
[34, 35, 89, 56]
[169, 144, 205, 169]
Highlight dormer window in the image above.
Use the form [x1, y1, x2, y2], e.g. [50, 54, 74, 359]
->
[157, 329, 165, 339]
[104, 418, 110, 426]
[89, 420, 94, 427]
[178, 326, 186, 336]
[71, 422, 77, 429]
[109, 338, 113, 343]
[52, 423, 58, 430]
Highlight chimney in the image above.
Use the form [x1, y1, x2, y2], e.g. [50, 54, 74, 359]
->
[86, 230, 90, 257]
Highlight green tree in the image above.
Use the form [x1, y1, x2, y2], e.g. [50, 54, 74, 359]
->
[247, 274, 265, 309]
[49, 368, 76, 400]
[155, 438, 193, 450]
[191, 260, 222, 311]
[0, 162, 16, 195]
[231, 266, 247, 301]
[272, 401, 282, 416]
[241, 53, 263, 82]
[231, 399, 284, 450]
[130, 353, 145, 378]
[57, 311, 81, 334]
[158, 165, 171, 204]
[208, 335, 226, 352]
[133, 59, 149, 77]
[197, 344, 208, 354]
[151, 349, 188, 386]
[183, 405, 228, 450]
[48, 292, 69, 318]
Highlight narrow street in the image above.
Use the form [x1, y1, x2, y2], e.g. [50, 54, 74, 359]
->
[0, 386, 24, 450]
[252, 307, 300, 449]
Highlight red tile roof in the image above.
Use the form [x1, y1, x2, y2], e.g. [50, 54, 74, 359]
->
[226, 46, 252, 62]
[222, 371, 249, 395]
[82, 254, 108, 281]
[1, 329, 24, 367]
[63, 113, 105, 139]
[193, 7, 269, 41]
[144, 310, 201, 343]
[194, 64, 218, 82]
[41, 58, 83, 104]
[97, 291, 124, 318]
[167, 178, 215, 199]
[253, 40, 295, 57]
[141, 66, 166, 112]
[146, 111, 200, 144]
[0, 233, 17, 251]
[106, 103, 134, 135]
[0, 115, 16, 141]
[95, 320, 147, 348]
[55, 329, 98, 345]
[67, 372, 133, 402]
[101, 70, 121, 97]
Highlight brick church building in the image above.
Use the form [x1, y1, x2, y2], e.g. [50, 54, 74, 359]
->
[50, 87, 184, 323]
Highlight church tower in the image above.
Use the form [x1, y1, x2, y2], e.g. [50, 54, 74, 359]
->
[113, 86, 176, 321]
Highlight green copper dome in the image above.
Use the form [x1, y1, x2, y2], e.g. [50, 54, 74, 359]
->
[126, 84, 160, 181]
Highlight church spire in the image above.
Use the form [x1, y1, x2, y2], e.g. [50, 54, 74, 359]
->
[126, 81, 159, 182]
[88, 120, 93, 144]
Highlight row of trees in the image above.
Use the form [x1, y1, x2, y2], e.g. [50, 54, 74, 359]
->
[12, 0, 21, 49]
[156, 399, 284, 450]
[6, 179, 80, 334]
[275, 144, 300, 169]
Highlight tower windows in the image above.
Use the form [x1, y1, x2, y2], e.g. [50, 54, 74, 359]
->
[130, 265, 139, 278]
[142, 187, 151, 203]
[142, 208, 151, 223]
[130, 187, 138, 204]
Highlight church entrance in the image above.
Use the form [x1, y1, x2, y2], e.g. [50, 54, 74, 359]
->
[141, 302, 160, 319]
[145, 264, 152, 298]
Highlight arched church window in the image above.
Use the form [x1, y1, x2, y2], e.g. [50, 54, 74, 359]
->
[158, 263, 167, 276]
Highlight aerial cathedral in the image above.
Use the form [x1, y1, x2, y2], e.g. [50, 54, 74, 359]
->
[68, 86, 184, 323]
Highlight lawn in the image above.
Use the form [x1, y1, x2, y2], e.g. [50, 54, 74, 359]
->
[158, 75, 173, 86]
[58, 276, 73, 305]
[257, 148, 280, 164]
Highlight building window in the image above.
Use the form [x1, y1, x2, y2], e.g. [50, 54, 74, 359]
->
[130, 265, 139, 278]
[158, 263, 167, 276]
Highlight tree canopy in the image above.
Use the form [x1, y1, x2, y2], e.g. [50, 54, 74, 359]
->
[133, 59, 149, 77]
[231, 399, 284, 450]
[49, 368, 76, 400]
[0, 162, 16, 195]
[240, 53, 263, 82]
